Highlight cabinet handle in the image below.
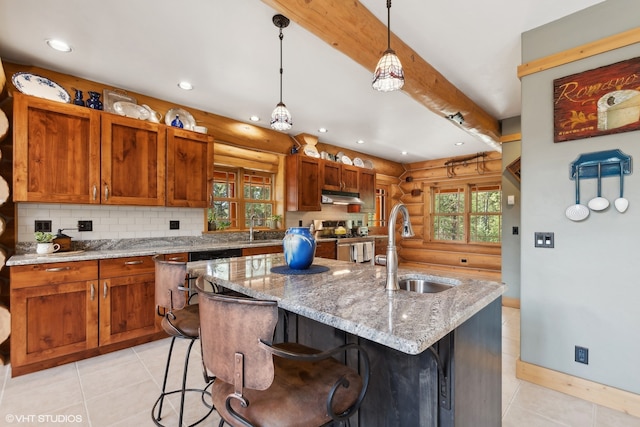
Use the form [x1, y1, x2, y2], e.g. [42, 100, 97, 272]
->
[45, 267, 71, 272]
[168, 256, 184, 261]
[90, 283, 95, 300]
[104, 184, 109, 200]
[124, 260, 144, 265]
[103, 282, 108, 299]
[92, 185, 97, 200]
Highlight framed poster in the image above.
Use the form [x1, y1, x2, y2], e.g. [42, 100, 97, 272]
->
[553, 56, 640, 143]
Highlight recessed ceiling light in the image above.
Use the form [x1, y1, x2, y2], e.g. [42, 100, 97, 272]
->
[401, 151, 408, 155]
[454, 142, 465, 146]
[249, 115, 260, 122]
[46, 39, 71, 52]
[356, 139, 365, 144]
[178, 81, 193, 90]
[318, 128, 328, 133]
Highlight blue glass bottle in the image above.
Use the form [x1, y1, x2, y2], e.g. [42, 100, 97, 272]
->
[73, 89, 84, 106]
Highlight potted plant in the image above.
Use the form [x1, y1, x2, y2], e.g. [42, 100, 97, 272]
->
[269, 214, 282, 229]
[34, 232, 60, 254]
[207, 209, 217, 231]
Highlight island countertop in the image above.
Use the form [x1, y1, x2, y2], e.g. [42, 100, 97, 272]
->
[189, 253, 505, 355]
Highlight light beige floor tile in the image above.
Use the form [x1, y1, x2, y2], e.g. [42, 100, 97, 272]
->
[595, 405, 640, 427]
[85, 378, 162, 427]
[0, 402, 87, 427]
[503, 403, 570, 427]
[510, 381, 594, 426]
[79, 359, 153, 400]
[502, 335, 520, 358]
[0, 375, 83, 419]
[3, 362, 77, 390]
[76, 347, 137, 376]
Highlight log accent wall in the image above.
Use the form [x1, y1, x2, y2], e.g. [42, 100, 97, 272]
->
[396, 151, 502, 280]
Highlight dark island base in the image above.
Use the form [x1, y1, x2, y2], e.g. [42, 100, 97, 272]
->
[276, 298, 502, 426]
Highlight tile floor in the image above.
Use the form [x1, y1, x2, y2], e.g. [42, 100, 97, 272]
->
[0, 307, 638, 426]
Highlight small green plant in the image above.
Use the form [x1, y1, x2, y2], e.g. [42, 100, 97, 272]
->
[270, 214, 282, 228]
[34, 232, 54, 243]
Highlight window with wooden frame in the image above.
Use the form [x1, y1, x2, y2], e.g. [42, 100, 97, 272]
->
[431, 183, 502, 244]
[209, 167, 275, 231]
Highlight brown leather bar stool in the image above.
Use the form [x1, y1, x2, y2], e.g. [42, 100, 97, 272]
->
[197, 285, 370, 427]
[152, 255, 214, 427]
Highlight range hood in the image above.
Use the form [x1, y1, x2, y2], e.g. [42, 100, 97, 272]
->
[321, 190, 363, 205]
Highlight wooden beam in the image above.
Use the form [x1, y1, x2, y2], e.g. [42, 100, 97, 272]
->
[261, 0, 501, 147]
[518, 27, 640, 78]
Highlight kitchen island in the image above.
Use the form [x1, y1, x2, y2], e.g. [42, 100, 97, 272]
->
[189, 254, 505, 426]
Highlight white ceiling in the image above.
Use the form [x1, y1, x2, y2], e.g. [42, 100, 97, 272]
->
[0, 0, 603, 163]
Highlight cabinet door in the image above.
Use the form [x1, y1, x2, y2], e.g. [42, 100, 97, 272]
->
[11, 280, 99, 366]
[286, 155, 321, 211]
[13, 93, 101, 203]
[101, 115, 166, 205]
[99, 273, 159, 346]
[341, 165, 360, 193]
[359, 169, 376, 211]
[322, 162, 342, 191]
[316, 241, 337, 259]
[166, 128, 214, 207]
[242, 245, 283, 256]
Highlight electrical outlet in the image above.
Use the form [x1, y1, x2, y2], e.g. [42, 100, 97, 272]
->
[575, 346, 589, 364]
[78, 220, 93, 232]
[534, 232, 554, 248]
[512, 226, 519, 235]
[34, 220, 52, 233]
[169, 220, 180, 230]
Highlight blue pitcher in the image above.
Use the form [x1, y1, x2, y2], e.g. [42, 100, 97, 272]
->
[283, 227, 316, 270]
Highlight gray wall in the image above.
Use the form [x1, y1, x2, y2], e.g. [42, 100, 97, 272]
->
[501, 116, 521, 300]
[521, 0, 640, 393]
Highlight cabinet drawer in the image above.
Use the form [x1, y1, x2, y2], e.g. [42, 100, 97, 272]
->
[99, 256, 154, 278]
[161, 252, 189, 262]
[242, 245, 283, 256]
[11, 261, 98, 289]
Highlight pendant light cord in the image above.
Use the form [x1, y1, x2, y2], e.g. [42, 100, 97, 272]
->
[386, 0, 392, 50]
[279, 29, 284, 104]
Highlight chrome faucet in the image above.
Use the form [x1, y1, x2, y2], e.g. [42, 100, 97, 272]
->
[382, 203, 414, 292]
[249, 215, 257, 242]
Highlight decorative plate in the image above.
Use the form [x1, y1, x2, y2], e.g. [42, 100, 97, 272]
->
[303, 145, 320, 158]
[341, 155, 353, 165]
[353, 157, 365, 168]
[11, 72, 70, 103]
[363, 159, 374, 169]
[103, 89, 137, 114]
[113, 101, 150, 120]
[165, 107, 195, 130]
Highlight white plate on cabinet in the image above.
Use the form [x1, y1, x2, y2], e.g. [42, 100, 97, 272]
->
[363, 159, 374, 169]
[341, 155, 353, 165]
[11, 72, 70, 103]
[165, 108, 195, 130]
[353, 157, 365, 168]
[113, 101, 150, 120]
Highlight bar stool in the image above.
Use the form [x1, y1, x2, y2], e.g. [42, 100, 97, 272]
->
[151, 255, 214, 427]
[197, 284, 370, 427]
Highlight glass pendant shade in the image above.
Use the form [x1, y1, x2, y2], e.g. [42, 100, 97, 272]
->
[372, 49, 404, 92]
[270, 102, 292, 131]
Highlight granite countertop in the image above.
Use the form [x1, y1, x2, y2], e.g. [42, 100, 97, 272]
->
[5, 239, 286, 266]
[189, 254, 505, 355]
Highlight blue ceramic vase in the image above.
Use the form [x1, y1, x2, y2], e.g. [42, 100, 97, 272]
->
[283, 227, 316, 270]
[86, 91, 103, 110]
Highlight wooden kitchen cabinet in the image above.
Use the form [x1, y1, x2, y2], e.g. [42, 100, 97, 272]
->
[10, 261, 99, 372]
[13, 93, 101, 203]
[286, 154, 321, 211]
[322, 162, 359, 193]
[98, 256, 160, 346]
[166, 128, 214, 207]
[101, 114, 166, 206]
[242, 245, 283, 256]
[316, 241, 337, 259]
[359, 168, 376, 211]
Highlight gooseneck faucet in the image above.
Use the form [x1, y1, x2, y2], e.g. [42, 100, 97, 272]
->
[249, 215, 257, 242]
[383, 203, 414, 292]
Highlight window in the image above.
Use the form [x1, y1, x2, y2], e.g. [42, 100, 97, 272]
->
[431, 184, 501, 243]
[209, 168, 274, 231]
[367, 187, 388, 228]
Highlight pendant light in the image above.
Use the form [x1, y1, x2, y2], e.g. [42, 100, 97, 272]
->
[372, 0, 404, 92]
[270, 14, 292, 131]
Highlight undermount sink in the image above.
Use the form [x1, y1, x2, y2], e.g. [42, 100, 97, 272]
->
[397, 277, 456, 293]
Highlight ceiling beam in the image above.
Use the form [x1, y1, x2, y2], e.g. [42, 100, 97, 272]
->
[261, 0, 502, 148]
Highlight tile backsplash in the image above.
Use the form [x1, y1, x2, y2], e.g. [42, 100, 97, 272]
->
[17, 203, 205, 242]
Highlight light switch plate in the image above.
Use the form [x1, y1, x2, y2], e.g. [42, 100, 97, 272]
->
[534, 232, 554, 248]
